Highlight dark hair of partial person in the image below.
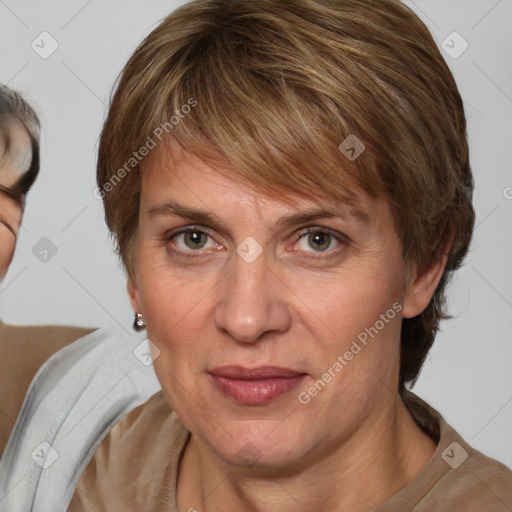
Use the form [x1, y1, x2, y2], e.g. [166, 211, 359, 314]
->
[0, 83, 40, 203]
[96, 0, 475, 392]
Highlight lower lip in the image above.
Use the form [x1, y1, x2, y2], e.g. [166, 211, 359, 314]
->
[209, 374, 307, 404]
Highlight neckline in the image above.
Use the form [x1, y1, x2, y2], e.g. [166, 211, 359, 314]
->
[163, 390, 452, 512]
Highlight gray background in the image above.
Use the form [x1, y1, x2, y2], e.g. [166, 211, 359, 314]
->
[0, 0, 511, 468]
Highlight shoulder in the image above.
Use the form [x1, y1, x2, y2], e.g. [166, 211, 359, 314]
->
[418, 392, 512, 510]
[383, 390, 512, 512]
[0, 321, 96, 457]
[69, 392, 189, 511]
[0, 329, 161, 511]
[433, 440, 512, 510]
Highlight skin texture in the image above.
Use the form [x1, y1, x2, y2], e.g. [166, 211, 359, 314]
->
[128, 142, 447, 512]
[0, 122, 29, 280]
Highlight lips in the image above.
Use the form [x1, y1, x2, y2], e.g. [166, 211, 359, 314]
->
[209, 365, 304, 379]
[208, 365, 307, 404]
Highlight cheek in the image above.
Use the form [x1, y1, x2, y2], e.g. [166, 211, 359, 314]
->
[302, 265, 404, 338]
[297, 262, 405, 393]
[138, 268, 221, 421]
[0, 229, 15, 277]
[138, 261, 218, 352]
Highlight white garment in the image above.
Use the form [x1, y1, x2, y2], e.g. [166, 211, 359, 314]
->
[0, 326, 161, 511]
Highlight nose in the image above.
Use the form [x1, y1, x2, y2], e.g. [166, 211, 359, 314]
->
[213, 250, 292, 343]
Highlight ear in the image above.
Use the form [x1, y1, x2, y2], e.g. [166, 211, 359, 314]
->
[127, 276, 142, 314]
[402, 231, 454, 318]
[402, 255, 448, 318]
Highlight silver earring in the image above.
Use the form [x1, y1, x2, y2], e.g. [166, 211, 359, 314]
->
[133, 313, 146, 332]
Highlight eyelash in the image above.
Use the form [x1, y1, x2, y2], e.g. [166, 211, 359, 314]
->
[162, 226, 349, 260]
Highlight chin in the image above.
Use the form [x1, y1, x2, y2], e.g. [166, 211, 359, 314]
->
[200, 423, 308, 471]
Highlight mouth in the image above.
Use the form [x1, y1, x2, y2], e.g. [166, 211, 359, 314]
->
[208, 365, 308, 405]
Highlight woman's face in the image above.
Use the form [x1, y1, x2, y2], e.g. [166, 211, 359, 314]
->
[129, 144, 437, 470]
[0, 123, 29, 280]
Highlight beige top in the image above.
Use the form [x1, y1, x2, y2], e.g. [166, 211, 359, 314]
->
[69, 389, 512, 511]
[0, 319, 94, 458]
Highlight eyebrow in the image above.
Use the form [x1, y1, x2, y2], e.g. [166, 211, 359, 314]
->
[148, 199, 371, 229]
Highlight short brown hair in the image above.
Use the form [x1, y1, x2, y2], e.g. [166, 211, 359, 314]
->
[97, 0, 474, 390]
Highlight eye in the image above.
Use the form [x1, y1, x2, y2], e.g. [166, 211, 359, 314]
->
[171, 228, 217, 251]
[299, 231, 335, 252]
[293, 228, 346, 254]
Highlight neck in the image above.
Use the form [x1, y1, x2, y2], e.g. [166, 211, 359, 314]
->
[177, 392, 436, 512]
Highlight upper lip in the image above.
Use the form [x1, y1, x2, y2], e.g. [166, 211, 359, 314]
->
[208, 365, 306, 380]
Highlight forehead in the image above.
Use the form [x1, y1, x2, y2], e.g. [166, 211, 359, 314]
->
[142, 142, 383, 227]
